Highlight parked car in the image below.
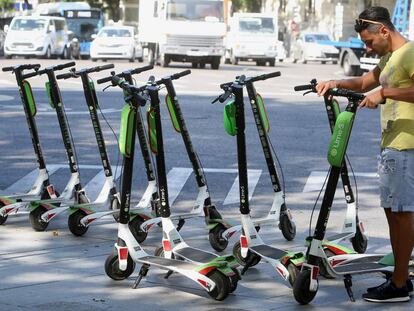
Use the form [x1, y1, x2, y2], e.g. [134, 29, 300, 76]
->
[90, 26, 143, 62]
[3, 16, 69, 59]
[291, 33, 339, 64]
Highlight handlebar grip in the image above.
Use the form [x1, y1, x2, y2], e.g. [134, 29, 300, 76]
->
[171, 69, 191, 80]
[56, 72, 75, 80]
[219, 81, 233, 89]
[22, 70, 41, 79]
[219, 89, 232, 103]
[55, 61, 76, 71]
[258, 71, 281, 81]
[96, 64, 115, 72]
[294, 84, 313, 91]
[2, 66, 14, 72]
[130, 65, 154, 75]
[328, 88, 365, 101]
[97, 74, 114, 84]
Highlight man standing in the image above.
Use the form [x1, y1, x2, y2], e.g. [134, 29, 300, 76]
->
[317, 6, 414, 303]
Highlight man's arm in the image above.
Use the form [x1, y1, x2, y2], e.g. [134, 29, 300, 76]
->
[316, 67, 381, 96]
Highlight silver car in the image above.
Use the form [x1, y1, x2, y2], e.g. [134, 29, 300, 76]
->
[292, 33, 339, 64]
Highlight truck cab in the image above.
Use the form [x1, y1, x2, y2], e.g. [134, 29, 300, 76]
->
[225, 13, 284, 66]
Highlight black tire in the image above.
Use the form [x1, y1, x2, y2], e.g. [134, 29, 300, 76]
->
[154, 246, 164, 257]
[192, 62, 198, 68]
[129, 216, 148, 243]
[208, 224, 228, 252]
[232, 241, 261, 267]
[68, 209, 89, 236]
[61, 47, 69, 59]
[160, 54, 169, 67]
[293, 269, 318, 305]
[256, 60, 265, 66]
[206, 269, 230, 301]
[199, 62, 206, 69]
[138, 57, 143, 62]
[129, 50, 136, 63]
[44, 46, 51, 59]
[342, 52, 361, 76]
[332, 60, 338, 65]
[91, 58, 97, 62]
[321, 61, 326, 64]
[0, 202, 8, 225]
[280, 212, 296, 241]
[230, 52, 238, 65]
[211, 57, 220, 70]
[29, 206, 49, 231]
[104, 252, 135, 280]
[351, 225, 368, 254]
[229, 267, 240, 293]
[269, 59, 275, 67]
[287, 262, 299, 286]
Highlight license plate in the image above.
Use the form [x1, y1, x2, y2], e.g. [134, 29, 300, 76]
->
[187, 50, 208, 56]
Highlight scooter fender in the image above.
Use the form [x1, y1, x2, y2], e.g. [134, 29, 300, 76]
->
[115, 243, 129, 271]
[140, 216, 160, 232]
[221, 224, 242, 241]
[302, 263, 319, 292]
[240, 234, 248, 258]
[0, 201, 27, 216]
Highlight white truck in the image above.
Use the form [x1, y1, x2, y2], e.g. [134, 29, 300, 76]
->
[225, 12, 285, 66]
[138, 0, 226, 69]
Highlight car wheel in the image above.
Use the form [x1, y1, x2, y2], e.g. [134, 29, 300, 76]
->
[129, 50, 136, 63]
[44, 46, 52, 59]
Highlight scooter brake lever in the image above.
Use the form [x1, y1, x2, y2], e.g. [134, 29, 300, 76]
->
[303, 90, 313, 96]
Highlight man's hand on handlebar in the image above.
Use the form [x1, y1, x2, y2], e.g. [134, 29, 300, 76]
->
[316, 80, 339, 96]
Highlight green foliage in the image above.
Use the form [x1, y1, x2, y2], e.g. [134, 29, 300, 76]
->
[232, 0, 262, 13]
[0, 0, 14, 11]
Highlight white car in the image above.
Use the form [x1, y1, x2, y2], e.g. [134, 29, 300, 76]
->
[90, 26, 143, 62]
[292, 33, 339, 64]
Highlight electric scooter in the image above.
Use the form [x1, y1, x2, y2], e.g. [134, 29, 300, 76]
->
[97, 68, 235, 251]
[0, 64, 56, 224]
[130, 70, 240, 289]
[57, 65, 158, 240]
[104, 74, 236, 300]
[292, 81, 414, 304]
[212, 72, 305, 286]
[22, 62, 89, 231]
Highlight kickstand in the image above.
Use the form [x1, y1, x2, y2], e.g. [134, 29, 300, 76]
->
[164, 270, 174, 279]
[133, 264, 150, 289]
[241, 255, 255, 275]
[344, 275, 355, 302]
[176, 219, 185, 231]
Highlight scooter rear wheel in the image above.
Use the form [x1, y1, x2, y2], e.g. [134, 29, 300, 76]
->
[287, 262, 300, 286]
[208, 223, 228, 252]
[105, 252, 135, 280]
[129, 216, 148, 243]
[280, 212, 296, 241]
[29, 206, 49, 231]
[0, 202, 7, 225]
[351, 225, 368, 254]
[229, 267, 240, 293]
[68, 209, 89, 236]
[206, 269, 231, 301]
[232, 241, 261, 267]
[293, 269, 318, 305]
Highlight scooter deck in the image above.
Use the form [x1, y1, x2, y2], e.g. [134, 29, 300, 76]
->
[139, 255, 199, 270]
[174, 247, 217, 263]
[333, 262, 392, 274]
[250, 245, 287, 260]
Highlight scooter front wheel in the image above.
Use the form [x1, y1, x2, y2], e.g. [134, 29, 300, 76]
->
[293, 269, 318, 305]
[105, 252, 136, 280]
[351, 225, 368, 254]
[129, 216, 148, 243]
[206, 269, 231, 301]
[208, 223, 229, 252]
[68, 209, 89, 236]
[280, 212, 296, 241]
[232, 241, 261, 267]
[287, 262, 299, 286]
[229, 267, 240, 293]
[29, 206, 49, 231]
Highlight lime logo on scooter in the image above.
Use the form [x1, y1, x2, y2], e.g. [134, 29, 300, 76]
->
[327, 111, 353, 168]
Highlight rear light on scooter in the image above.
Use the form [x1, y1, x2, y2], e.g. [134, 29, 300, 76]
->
[116, 245, 129, 271]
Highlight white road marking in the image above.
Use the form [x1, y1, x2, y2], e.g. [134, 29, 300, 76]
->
[303, 170, 378, 192]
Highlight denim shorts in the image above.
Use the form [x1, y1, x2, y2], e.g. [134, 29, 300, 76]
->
[378, 148, 414, 212]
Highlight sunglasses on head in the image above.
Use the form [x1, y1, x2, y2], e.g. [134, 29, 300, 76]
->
[355, 18, 384, 27]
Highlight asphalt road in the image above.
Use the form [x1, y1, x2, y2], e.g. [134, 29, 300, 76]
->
[0, 58, 412, 310]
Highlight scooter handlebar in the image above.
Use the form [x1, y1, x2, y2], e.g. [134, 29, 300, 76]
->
[249, 71, 281, 82]
[2, 64, 41, 72]
[56, 72, 76, 80]
[170, 69, 191, 80]
[294, 84, 314, 91]
[130, 65, 154, 75]
[55, 61, 76, 71]
[97, 65, 154, 85]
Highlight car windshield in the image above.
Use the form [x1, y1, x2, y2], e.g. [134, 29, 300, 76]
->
[305, 34, 330, 42]
[66, 18, 100, 41]
[98, 28, 132, 38]
[166, 0, 223, 22]
[10, 19, 47, 31]
[239, 17, 274, 33]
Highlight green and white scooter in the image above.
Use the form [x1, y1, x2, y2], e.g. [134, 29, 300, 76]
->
[292, 82, 414, 304]
[104, 74, 236, 300]
[0, 64, 56, 224]
[23, 62, 89, 231]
